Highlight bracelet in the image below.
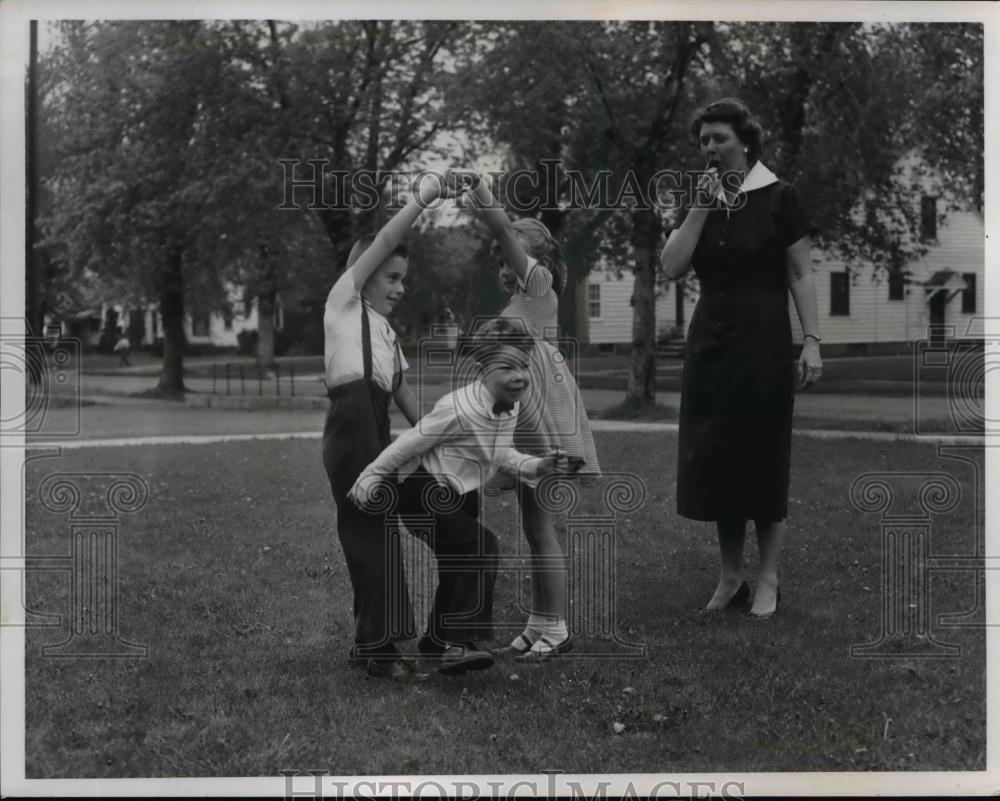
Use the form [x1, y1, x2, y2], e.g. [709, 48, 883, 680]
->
[804, 334, 821, 343]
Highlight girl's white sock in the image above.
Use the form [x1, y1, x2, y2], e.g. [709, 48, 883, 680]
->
[539, 618, 568, 644]
[519, 613, 547, 643]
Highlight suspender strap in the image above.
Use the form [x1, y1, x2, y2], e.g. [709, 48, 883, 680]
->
[392, 338, 404, 393]
[361, 299, 373, 382]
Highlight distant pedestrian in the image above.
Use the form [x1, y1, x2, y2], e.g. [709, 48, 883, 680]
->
[113, 330, 131, 367]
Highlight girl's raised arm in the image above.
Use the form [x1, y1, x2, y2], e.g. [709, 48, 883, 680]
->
[461, 172, 530, 281]
[347, 173, 447, 291]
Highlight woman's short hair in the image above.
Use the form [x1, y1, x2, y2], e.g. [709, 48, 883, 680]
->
[345, 234, 408, 271]
[467, 316, 534, 364]
[689, 97, 764, 165]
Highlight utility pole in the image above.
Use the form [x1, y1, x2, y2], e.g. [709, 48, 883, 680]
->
[26, 20, 40, 336]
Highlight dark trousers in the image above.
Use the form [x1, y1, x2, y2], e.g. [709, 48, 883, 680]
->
[323, 383, 415, 656]
[395, 468, 499, 645]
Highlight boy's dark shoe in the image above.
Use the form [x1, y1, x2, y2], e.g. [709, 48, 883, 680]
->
[416, 635, 446, 660]
[365, 657, 432, 683]
[438, 642, 495, 676]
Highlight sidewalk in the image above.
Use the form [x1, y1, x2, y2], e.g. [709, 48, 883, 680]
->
[41, 368, 966, 432]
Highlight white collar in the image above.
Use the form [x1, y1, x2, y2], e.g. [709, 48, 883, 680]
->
[740, 161, 779, 192]
[714, 161, 779, 205]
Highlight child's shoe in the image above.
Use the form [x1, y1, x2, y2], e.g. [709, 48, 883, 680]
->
[515, 634, 574, 662]
[438, 642, 495, 675]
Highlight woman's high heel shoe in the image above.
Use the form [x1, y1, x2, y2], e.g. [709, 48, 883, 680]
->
[701, 580, 750, 613]
[748, 587, 781, 620]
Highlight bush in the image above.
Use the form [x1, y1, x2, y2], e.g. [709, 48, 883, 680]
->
[236, 329, 259, 356]
[234, 328, 293, 358]
[274, 328, 292, 357]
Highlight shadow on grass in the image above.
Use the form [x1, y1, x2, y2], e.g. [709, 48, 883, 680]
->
[597, 399, 680, 421]
[596, 400, 982, 436]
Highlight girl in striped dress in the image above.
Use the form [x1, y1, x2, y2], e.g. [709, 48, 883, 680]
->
[462, 171, 601, 660]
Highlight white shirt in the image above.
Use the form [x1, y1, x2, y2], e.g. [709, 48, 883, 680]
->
[356, 381, 543, 495]
[323, 266, 409, 392]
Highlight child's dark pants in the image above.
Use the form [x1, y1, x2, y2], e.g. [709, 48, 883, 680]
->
[323, 379, 415, 657]
[394, 467, 499, 645]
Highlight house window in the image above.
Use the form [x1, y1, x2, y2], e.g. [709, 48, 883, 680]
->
[588, 284, 601, 318]
[888, 265, 904, 301]
[222, 307, 234, 331]
[962, 272, 976, 313]
[830, 272, 850, 316]
[920, 195, 938, 241]
[192, 313, 210, 337]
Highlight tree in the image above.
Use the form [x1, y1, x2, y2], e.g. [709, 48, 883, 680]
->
[265, 20, 477, 351]
[713, 21, 983, 276]
[41, 21, 246, 394]
[402, 219, 506, 338]
[454, 21, 714, 404]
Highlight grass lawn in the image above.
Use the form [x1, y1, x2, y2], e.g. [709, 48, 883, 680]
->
[23, 432, 984, 777]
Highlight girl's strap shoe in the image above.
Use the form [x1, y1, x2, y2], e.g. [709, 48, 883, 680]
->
[515, 635, 574, 662]
[491, 632, 536, 658]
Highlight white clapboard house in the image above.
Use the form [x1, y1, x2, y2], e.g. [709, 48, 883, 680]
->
[53, 285, 283, 351]
[587, 180, 984, 355]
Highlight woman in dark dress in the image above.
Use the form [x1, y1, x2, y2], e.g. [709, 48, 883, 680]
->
[661, 98, 823, 619]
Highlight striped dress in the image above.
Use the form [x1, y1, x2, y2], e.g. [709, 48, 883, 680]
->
[500, 258, 601, 480]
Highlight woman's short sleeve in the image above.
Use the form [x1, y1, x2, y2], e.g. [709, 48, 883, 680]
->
[776, 183, 818, 248]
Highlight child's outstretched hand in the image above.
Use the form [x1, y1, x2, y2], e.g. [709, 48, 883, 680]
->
[444, 168, 482, 197]
[348, 473, 382, 511]
[537, 449, 570, 477]
[414, 171, 449, 206]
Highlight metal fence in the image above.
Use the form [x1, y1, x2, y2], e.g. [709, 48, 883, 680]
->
[210, 362, 298, 397]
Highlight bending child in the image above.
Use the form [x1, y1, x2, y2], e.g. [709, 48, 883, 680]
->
[349, 317, 571, 676]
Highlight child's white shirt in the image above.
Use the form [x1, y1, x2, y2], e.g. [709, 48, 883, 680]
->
[323, 266, 408, 392]
[356, 380, 543, 494]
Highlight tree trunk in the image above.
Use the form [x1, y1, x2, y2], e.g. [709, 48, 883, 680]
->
[255, 251, 278, 369]
[572, 274, 589, 347]
[256, 289, 276, 369]
[559, 269, 579, 344]
[157, 247, 186, 395]
[626, 208, 662, 405]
